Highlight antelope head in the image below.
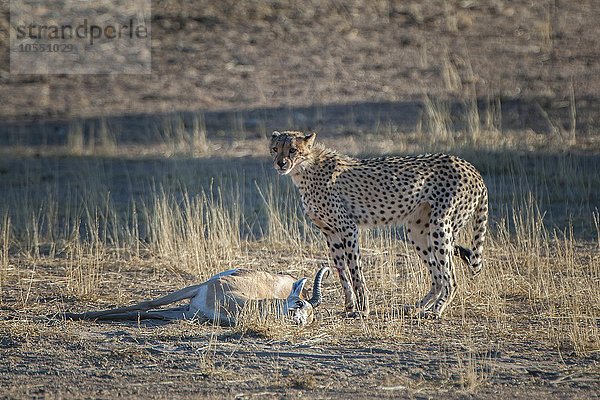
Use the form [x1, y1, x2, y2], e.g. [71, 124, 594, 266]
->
[285, 266, 330, 325]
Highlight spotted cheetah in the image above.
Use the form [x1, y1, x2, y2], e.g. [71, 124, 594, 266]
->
[270, 131, 488, 318]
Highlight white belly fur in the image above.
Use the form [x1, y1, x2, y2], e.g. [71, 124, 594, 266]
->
[189, 268, 240, 322]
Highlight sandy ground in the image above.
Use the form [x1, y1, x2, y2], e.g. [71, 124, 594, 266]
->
[2, 257, 599, 399]
[1, 0, 599, 123]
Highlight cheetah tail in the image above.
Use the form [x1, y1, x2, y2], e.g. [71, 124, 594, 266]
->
[468, 189, 488, 276]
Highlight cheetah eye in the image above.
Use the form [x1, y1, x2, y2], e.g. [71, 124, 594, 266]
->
[289, 148, 297, 154]
[271, 147, 278, 152]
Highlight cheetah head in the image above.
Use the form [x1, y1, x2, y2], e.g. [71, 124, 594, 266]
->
[270, 131, 316, 175]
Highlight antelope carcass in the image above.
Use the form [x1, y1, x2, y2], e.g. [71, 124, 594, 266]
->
[63, 266, 330, 326]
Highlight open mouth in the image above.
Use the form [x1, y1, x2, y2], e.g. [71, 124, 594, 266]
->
[276, 167, 292, 175]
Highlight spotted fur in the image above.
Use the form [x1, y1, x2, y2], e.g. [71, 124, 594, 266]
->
[270, 131, 488, 318]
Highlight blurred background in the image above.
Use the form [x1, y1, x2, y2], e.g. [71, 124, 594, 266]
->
[0, 0, 598, 150]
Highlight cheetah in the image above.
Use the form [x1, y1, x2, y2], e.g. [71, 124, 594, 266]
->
[270, 131, 488, 318]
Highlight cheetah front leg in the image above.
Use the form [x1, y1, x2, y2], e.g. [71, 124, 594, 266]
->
[428, 219, 458, 317]
[343, 225, 370, 316]
[325, 233, 358, 313]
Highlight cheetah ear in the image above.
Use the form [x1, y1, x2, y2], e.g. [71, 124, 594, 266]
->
[272, 131, 281, 138]
[304, 132, 316, 148]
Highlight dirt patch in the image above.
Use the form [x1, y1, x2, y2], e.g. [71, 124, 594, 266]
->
[1, 257, 599, 399]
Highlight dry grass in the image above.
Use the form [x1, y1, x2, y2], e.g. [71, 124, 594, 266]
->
[2, 80, 599, 161]
[1, 133, 599, 309]
[0, 115, 599, 397]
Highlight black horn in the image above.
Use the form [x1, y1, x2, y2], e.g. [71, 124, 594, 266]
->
[308, 266, 330, 308]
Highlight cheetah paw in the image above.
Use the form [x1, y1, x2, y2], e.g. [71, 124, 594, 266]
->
[402, 305, 440, 319]
[417, 310, 441, 320]
[345, 310, 369, 319]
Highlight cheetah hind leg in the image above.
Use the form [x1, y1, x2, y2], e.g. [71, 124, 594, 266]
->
[454, 245, 480, 276]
